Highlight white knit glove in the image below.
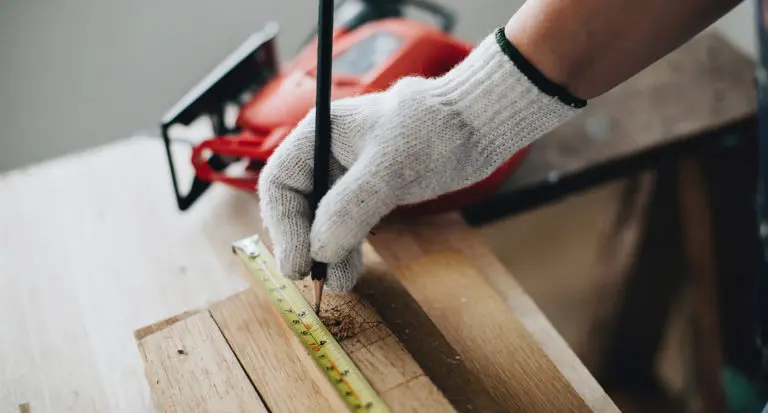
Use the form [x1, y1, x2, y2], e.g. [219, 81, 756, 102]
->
[258, 28, 585, 291]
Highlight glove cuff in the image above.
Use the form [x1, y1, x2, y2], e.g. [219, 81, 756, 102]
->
[428, 28, 586, 158]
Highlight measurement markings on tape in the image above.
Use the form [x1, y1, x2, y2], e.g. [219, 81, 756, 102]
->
[232, 234, 390, 413]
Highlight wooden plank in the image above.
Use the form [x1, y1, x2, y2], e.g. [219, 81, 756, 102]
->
[134, 152, 615, 411]
[383, 376, 457, 413]
[133, 310, 197, 341]
[356, 247, 513, 413]
[208, 289, 347, 413]
[137, 311, 268, 413]
[171, 110, 616, 410]
[198, 173, 505, 412]
[194, 154, 613, 411]
[444, 214, 620, 412]
[298, 262, 508, 412]
[223, 259, 459, 412]
[369, 213, 620, 412]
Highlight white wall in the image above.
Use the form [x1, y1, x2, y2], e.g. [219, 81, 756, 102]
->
[0, 0, 758, 172]
[712, 0, 758, 56]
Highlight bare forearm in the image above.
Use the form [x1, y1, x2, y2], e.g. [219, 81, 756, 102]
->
[505, 0, 744, 99]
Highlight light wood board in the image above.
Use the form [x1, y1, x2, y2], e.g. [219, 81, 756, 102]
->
[369, 214, 619, 412]
[138, 197, 618, 412]
[137, 288, 460, 413]
[0, 133, 616, 413]
[209, 290, 347, 413]
[137, 311, 269, 413]
[209, 284, 460, 412]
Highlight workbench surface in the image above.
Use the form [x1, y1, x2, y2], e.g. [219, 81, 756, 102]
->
[0, 137, 612, 412]
[1, 138, 254, 412]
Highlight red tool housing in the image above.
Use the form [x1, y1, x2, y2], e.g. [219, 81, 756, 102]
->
[161, 3, 531, 213]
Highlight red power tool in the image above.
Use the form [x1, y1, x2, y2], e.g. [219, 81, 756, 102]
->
[160, 0, 531, 213]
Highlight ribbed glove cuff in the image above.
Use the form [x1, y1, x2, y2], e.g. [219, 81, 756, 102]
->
[428, 28, 586, 162]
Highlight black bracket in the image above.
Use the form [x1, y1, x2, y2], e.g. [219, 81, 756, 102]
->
[160, 23, 279, 211]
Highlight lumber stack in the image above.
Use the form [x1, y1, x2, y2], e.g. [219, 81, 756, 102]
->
[135, 209, 619, 412]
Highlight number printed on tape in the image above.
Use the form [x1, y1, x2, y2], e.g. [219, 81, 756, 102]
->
[232, 235, 390, 413]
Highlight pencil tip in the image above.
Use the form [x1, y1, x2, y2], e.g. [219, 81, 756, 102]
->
[313, 278, 325, 315]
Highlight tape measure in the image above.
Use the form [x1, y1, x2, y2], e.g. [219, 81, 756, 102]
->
[232, 234, 390, 413]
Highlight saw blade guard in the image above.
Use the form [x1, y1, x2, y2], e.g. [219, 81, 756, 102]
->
[160, 23, 280, 211]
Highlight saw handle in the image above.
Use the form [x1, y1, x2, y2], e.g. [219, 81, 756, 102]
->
[190, 128, 291, 192]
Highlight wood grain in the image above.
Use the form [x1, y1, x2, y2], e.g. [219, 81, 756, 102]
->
[296, 264, 505, 412]
[383, 376, 458, 413]
[137, 311, 268, 413]
[198, 269, 461, 412]
[208, 289, 347, 413]
[134, 311, 198, 341]
[232, 267, 457, 412]
[357, 247, 510, 412]
[431, 214, 620, 412]
[0, 138, 257, 413]
[199, 198, 459, 412]
[369, 213, 620, 412]
[166, 141, 615, 411]
[197, 168, 498, 412]
[4, 137, 612, 413]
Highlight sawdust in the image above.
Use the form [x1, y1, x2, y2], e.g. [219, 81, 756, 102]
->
[319, 302, 381, 341]
[320, 305, 359, 341]
[294, 279, 380, 341]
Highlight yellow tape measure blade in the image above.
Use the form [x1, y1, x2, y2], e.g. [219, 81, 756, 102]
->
[232, 235, 390, 413]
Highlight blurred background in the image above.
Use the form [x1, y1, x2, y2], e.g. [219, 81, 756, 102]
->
[0, 0, 757, 172]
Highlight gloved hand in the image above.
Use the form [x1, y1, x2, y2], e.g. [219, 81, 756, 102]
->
[258, 28, 586, 292]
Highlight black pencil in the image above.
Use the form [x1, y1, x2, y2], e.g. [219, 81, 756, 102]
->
[311, 0, 334, 315]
